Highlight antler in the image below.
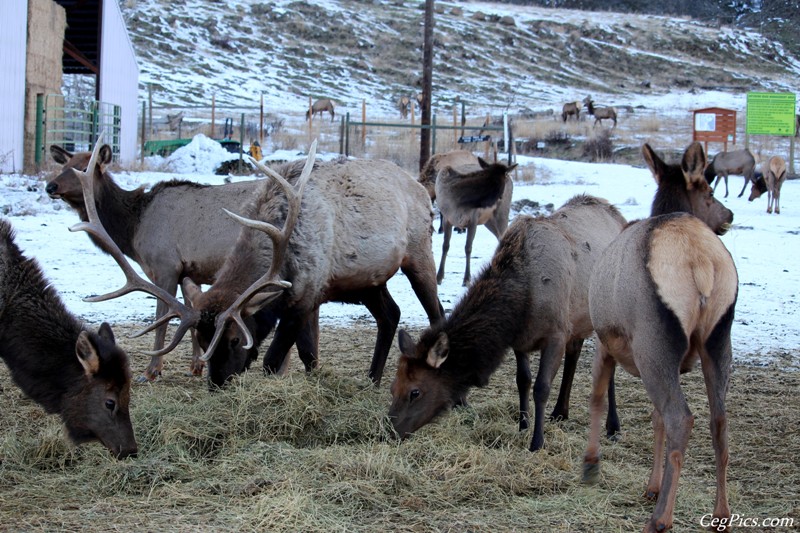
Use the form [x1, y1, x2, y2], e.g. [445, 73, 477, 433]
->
[69, 132, 201, 356]
[199, 140, 317, 361]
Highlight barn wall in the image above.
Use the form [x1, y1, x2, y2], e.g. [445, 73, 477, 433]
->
[0, 3, 30, 173]
[25, 0, 67, 171]
[100, 0, 139, 164]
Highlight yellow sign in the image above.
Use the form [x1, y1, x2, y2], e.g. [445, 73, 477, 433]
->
[746, 92, 796, 136]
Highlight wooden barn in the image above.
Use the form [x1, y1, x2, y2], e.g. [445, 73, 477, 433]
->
[0, 0, 139, 173]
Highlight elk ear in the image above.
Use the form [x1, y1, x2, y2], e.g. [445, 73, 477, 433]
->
[243, 290, 283, 317]
[680, 142, 707, 186]
[642, 143, 668, 185]
[397, 329, 417, 357]
[181, 278, 203, 308]
[478, 157, 490, 169]
[50, 145, 72, 164]
[97, 322, 116, 344]
[426, 332, 449, 369]
[506, 163, 518, 173]
[75, 331, 101, 377]
[98, 145, 113, 166]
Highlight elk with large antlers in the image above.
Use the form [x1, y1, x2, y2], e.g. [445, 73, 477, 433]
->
[582, 142, 737, 532]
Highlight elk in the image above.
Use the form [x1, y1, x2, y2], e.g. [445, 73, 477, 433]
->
[0, 217, 136, 458]
[583, 96, 617, 127]
[47, 144, 262, 381]
[418, 149, 480, 233]
[435, 155, 515, 286]
[562, 101, 580, 122]
[398, 95, 412, 119]
[390, 195, 627, 451]
[748, 155, 787, 214]
[703, 148, 755, 198]
[305, 98, 335, 122]
[582, 142, 737, 532]
[73, 139, 444, 389]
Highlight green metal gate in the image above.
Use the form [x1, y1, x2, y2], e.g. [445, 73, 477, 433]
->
[35, 94, 121, 164]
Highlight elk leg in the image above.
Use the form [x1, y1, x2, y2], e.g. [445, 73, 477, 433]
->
[263, 314, 304, 375]
[142, 273, 181, 381]
[645, 408, 665, 500]
[188, 328, 204, 377]
[295, 309, 320, 373]
[401, 255, 445, 323]
[514, 350, 532, 431]
[582, 341, 615, 484]
[550, 337, 583, 421]
[361, 285, 401, 386]
[605, 365, 621, 440]
[436, 221, 453, 284]
[737, 176, 749, 198]
[529, 338, 566, 451]
[462, 222, 478, 287]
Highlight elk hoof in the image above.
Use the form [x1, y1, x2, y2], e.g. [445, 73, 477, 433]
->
[581, 462, 600, 485]
[644, 489, 659, 501]
[606, 429, 622, 442]
[643, 518, 671, 532]
[549, 410, 568, 422]
[134, 374, 158, 384]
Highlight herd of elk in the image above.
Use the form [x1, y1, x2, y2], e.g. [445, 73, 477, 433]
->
[748, 155, 787, 214]
[703, 148, 756, 198]
[0, 217, 136, 458]
[583, 142, 736, 532]
[305, 98, 336, 122]
[583, 96, 617, 127]
[47, 144, 263, 381]
[432, 151, 515, 286]
[389, 194, 627, 451]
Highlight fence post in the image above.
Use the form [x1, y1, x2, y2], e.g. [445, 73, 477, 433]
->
[431, 114, 437, 156]
[362, 99, 366, 147]
[239, 112, 245, 174]
[140, 100, 146, 164]
[211, 93, 216, 138]
[35, 94, 44, 166]
[460, 100, 466, 138]
[113, 105, 121, 159]
[453, 104, 458, 146]
[339, 115, 345, 155]
[345, 112, 351, 157]
[91, 101, 99, 146]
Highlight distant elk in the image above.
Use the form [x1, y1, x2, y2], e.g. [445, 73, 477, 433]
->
[390, 195, 627, 451]
[703, 148, 755, 198]
[583, 142, 736, 532]
[47, 143, 262, 381]
[583, 96, 617, 127]
[0, 217, 136, 458]
[306, 98, 335, 122]
[433, 152, 515, 286]
[748, 155, 787, 214]
[72, 140, 444, 389]
[398, 95, 421, 119]
[561, 101, 581, 122]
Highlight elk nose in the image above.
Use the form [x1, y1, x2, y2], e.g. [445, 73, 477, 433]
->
[45, 182, 58, 195]
[116, 446, 138, 459]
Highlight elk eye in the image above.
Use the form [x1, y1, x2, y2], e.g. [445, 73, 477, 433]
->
[409, 389, 421, 402]
[230, 337, 240, 348]
[105, 399, 116, 411]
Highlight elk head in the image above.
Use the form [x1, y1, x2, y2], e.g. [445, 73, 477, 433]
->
[46, 144, 113, 212]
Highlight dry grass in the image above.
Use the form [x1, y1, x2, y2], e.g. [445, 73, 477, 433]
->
[1, 323, 798, 532]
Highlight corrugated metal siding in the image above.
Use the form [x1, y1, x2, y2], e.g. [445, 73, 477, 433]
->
[0, 3, 29, 173]
[99, 0, 139, 164]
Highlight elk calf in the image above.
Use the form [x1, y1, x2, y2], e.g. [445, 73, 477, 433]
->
[390, 195, 627, 451]
[748, 155, 787, 214]
[0, 218, 136, 458]
[583, 142, 736, 532]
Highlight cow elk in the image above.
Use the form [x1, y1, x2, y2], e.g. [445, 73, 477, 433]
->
[703, 148, 756, 198]
[562, 101, 580, 122]
[748, 155, 787, 214]
[390, 195, 627, 450]
[583, 96, 617, 127]
[47, 143, 263, 381]
[72, 139, 444, 389]
[0, 217, 136, 458]
[583, 142, 737, 532]
[418, 149, 480, 232]
[306, 98, 335, 122]
[434, 154, 515, 286]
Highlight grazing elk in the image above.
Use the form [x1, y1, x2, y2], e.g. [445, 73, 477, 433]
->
[748, 155, 787, 214]
[390, 195, 627, 451]
[398, 96, 412, 119]
[47, 144, 262, 381]
[583, 96, 617, 127]
[435, 155, 515, 286]
[0, 218, 136, 458]
[562, 101, 580, 122]
[305, 98, 335, 122]
[74, 139, 444, 389]
[703, 148, 756, 198]
[582, 142, 736, 532]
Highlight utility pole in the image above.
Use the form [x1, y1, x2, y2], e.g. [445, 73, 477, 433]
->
[419, 0, 434, 171]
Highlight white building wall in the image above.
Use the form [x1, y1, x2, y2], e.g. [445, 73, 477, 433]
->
[0, 3, 29, 173]
[99, 0, 139, 164]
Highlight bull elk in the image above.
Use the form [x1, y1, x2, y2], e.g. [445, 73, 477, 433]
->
[748, 155, 787, 214]
[390, 195, 627, 450]
[583, 142, 737, 532]
[0, 217, 136, 458]
[703, 148, 755, 198]
[583, 96, 617, 127]
[434, 153, 515, 286]
[47, 144, 262, 381]
[306, 98, 335, 122]
[72, 138, 444, 389]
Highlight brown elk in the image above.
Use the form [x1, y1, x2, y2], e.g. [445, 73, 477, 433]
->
[398, 96, 411, 119]
[703, 148, 755, 198]
[0, 217, 136, 458]
[47, 144, 262, 381]
[562, 101, 580, 122]
[583, 142, 736, 532]
[73, 139, 444, 389]
[583, 96, 617, 127]
[748, 155, 787, 214]
[435, 155, 515, 286]
[305, 98, 335, 122]
[390, 195, 627, 451]
[418, 149, 479, 233]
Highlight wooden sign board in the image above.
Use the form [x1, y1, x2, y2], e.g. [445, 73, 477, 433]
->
[692, 107, 736, 152]
[746, 92, 796, 136]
